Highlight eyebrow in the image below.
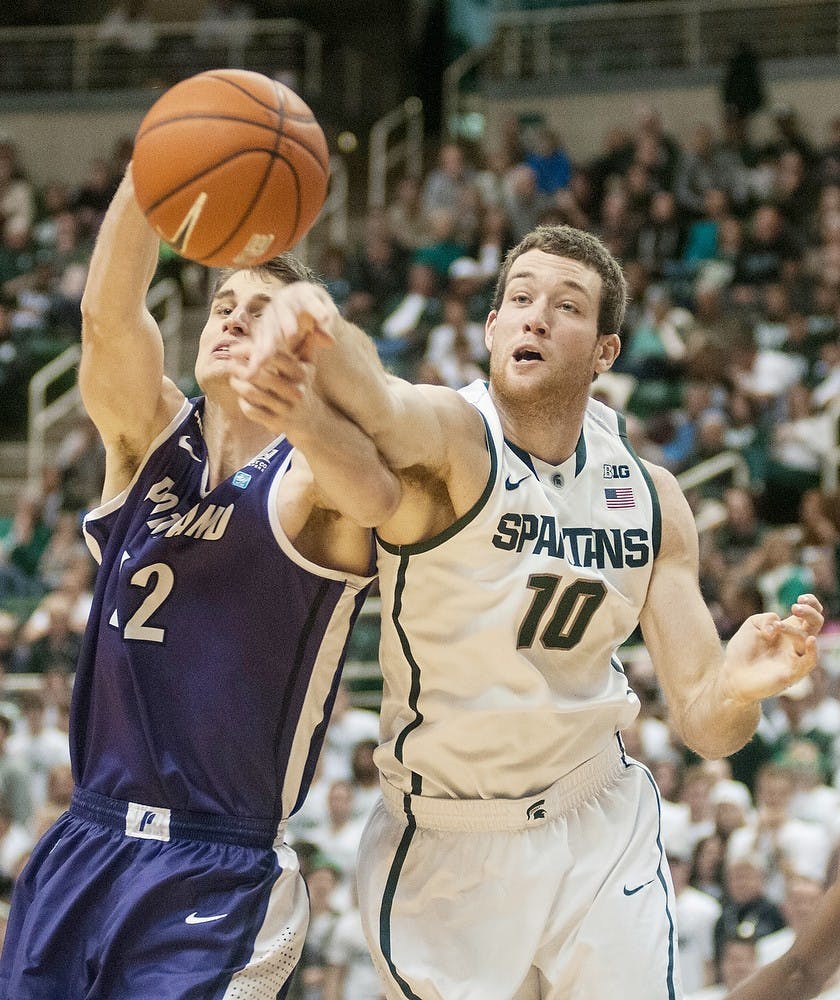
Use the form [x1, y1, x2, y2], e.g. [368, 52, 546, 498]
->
[212, 289, 274, 306]
[508, 270, 593, 299]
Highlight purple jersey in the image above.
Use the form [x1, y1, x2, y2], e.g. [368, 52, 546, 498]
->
[76, 398, 373, 827]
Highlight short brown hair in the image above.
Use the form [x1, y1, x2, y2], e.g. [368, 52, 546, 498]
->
[492, 225, 627, 336]
[211, 252, 319, 300]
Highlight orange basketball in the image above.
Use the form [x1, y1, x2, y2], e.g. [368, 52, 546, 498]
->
[132, 69, 329, 268]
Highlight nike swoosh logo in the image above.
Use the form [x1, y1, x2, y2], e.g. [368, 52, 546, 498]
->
[178, 436, 201, 462]
[505, 474, 530, 490]
[185, 911, 228, 924]
[623, 879, 655, 896]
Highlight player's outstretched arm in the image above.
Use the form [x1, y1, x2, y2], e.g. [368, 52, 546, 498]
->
[230, 335, 400, 529]
[79, 164, 182, 490]
[726, 877, 840, 1000]
[243, 280, 480, 473]
[639, 464, 823, 760]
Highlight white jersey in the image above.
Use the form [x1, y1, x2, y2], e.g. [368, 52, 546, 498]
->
[374, 380, 660, 799]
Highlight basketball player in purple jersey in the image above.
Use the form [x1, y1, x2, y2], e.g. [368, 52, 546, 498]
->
[0, 166, 399, 1000]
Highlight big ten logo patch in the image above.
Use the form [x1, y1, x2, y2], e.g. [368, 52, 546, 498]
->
[603, 464, 630, 479]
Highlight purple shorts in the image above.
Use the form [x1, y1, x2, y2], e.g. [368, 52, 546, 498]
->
[0, 788, 308, 999]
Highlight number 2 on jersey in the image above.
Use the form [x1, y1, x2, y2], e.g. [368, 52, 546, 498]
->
[109, 561, 174, 643]
[517, 575, 607, 650]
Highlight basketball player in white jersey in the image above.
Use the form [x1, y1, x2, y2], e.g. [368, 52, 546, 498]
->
[234, 224, 824, 1000]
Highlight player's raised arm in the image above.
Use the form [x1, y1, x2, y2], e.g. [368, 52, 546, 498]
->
[79, 165, 183, 494]
[639, 463, 824, 759]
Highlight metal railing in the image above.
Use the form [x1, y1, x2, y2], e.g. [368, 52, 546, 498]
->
[367, 97, 425, 211]
[489, 0, 840, 81]
[0, 18, 322, 96]
[26, 278, 183, 484]
[676, 450, 751, 494]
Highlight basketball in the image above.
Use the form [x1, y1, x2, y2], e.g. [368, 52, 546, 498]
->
[132, 69, 329, 268]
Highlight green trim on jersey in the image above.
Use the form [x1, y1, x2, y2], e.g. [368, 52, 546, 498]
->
[376, 411, 498, 556]
[391, 554, 424, 796]
[616, 411, 661, 558]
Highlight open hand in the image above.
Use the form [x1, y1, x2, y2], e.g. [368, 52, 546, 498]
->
[720, 594, 824, 706]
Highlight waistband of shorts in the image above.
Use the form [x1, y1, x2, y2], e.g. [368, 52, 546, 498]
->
[380, 738, 627, 832]
[70, 786, 284, 848]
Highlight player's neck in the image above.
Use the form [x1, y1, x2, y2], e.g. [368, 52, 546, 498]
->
[201, 395, 277, 487]
[491, 387, 588, 466]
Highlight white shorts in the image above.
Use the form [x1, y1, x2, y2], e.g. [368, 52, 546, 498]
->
[356, 738, 683, 1000]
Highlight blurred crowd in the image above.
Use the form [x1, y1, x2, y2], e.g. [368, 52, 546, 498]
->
[5, 83, 840, 993]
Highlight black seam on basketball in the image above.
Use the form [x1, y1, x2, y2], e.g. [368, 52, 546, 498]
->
[144, 147, 325, 214]
[136, 111, 316, 144]
[202, 71, 314, 120]
[136, 115, 328, 172]
[201, 86, 301, 262]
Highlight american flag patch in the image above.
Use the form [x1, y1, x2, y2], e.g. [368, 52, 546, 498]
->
[605, 487, 635, 508]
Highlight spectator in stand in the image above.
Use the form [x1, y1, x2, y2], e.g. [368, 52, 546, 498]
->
[412, 208, 469, 279]
[421, 143, 476, 220]
[15, 592, 81, 675]
[0, 488, 51, 599]
[713, 854, 785, 971]
[691, 832, 727, 902]
[524, 125, 572, 196]
[687, 934, 759, 1000]
[779, 733, 840, 830]
[375, 261, 442, 380]
[6, 691, 70, 814]
[726, 761, 832, 905]
[345, 218, 410, 332]
[0, 294, 31, 439]
[71, 157, 118, 237]
[670, 836, 723, 994]
[193, 0, 255, 62]
[0, 140, 34, 245]
[755, 874, 826, 968]
[385, 175, 432, 255]
[417, 290, 488, 390]
[674, 123, 750, 221]
[764, 383, 830, 523]
[306, 779, 366, 894]
[773, 149, 819, 230]
[501, 163, 553, 243]
[0, 712, 32, 830]
[320, 681, 379, 785]
[322, 883, 384, 1000]
[633, 189, 684, 282]
[348, 739, 380, 824]
[595, 181, 642, 261]
[51, 414, 106, 514]
[95, 0, 158, 86]
[706, 487, 767, 575]
[721, 41, 766, 131]
[711, 578, 765, 643]
[764, 106, 818, 167]
[0, 801, 31, 897]
[732, 203, 803, 304]
[0, 613, 25, 675]
[291, 854, 343, 1000]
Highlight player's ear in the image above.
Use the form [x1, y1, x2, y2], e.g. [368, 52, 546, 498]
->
[485, 310, 498, 351]
[594, 333, 620, 374]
